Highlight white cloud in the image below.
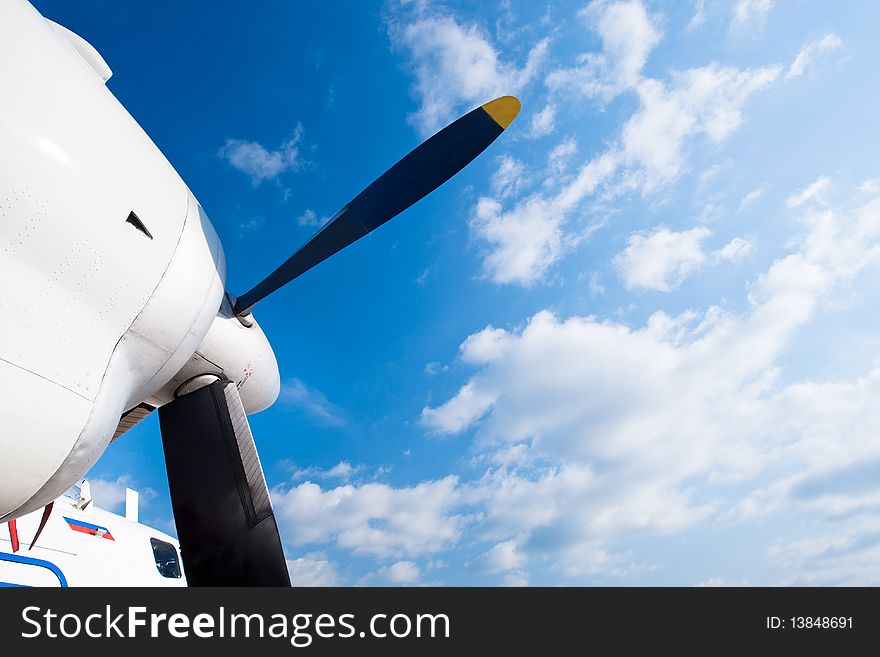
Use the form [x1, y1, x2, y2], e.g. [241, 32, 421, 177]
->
[89, 475, 157, 513]
[280, 379, 347, 428]
[392, 15, 548, 136]
[471, 152, 619, 285]
[620, 64, 781, 189]
[297, 209, 318, 226]
[613, 227, 753, 291]
[859, 178, 880, 195]
[384, 560, 421, 584]
[219, 124, 305, 185]
[424, 361, 449, 376]
[490, 155, 529, 199]
[767, 529, 880, 585]
[527, 103, 556, 138]
[731, 0, 775, 30]
[695, 576, 751, 587]
[614, 226, 711, 291]
[270, 3, 879, 585]
[325, 462, 359, 479]
[419, 181, 880, 579]
[461, 325, 516, 364]
[688, 0, 706, 30]
[547, 137, 578, 179]
[272, 476, 467, 558]
[738, 185, 766, 210]
[470, 197, 565, 287]
[787, 175, 831, 208]
[697, 161, 729, 190]
[715, 236, 753, 262]
[359, 559, 424, 585]
[421, 380, 499, 434]
[290, 461, 363, 482]
[787, 34, 843, 79]
[474, 54, 780, 286]
[287, 553, 343, 586]
[297, 209, 331, 227]
[547, 0, 662, 100]
[502, 571, 529, 586]
[481, 539, 526, 573]
[391, 2, 779, 287]
[274, 175, 880, 581]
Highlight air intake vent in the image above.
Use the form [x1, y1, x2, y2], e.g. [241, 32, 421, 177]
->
[125, 211, 153, 239]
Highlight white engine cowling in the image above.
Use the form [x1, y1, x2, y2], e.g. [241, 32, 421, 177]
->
[0, 0, 279, 522]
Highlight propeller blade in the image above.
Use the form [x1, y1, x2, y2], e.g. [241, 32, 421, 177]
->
[158, 379, 290, 586]
[233, 96, 521, 315]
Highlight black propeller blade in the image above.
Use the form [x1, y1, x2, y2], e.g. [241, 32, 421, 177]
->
[233, 96, 521, 315]
[158, 380, 290, 586]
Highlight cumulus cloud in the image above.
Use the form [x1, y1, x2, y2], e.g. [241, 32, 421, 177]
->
[479, 539, 527, 573]
[271, 476, 467, 559]
[614, 227, 752, 291]
[620, 63, 781, 189]
[391, 15, 548, 136]
[287, 553, 343, 586]
[219, 124, 305, 185]
[715, 236, 753, 262]
[786, 34, 843, 79]
[285, 1, 876, 585]
[547, 0, 662, 100]
[383, 560, 422, 584]
[527, 103, 557, 138]
[472, 53, 780, 286]
[272, 180, 880, 581]
[614, 226, 710, 291]
[417, 180, 880, 578]
[471, 151, 619, 285]
[387, 2, 780, 287]
[467, 0, 781, 286]
[358, 560, 424, 585]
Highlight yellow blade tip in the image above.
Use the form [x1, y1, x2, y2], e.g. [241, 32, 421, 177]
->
[481, 96, 521, 129]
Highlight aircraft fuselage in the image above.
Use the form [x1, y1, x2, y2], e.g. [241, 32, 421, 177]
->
[0, 0, 280, 523]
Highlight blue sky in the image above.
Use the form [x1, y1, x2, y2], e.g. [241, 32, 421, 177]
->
[34, 0, 880, 585]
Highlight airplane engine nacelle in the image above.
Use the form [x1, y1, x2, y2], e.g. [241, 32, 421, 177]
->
[148, 302, 281, 415]
[0, 0, 227, 523]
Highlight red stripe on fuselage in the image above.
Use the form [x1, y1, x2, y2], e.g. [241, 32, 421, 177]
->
[66, 523, 114, 541]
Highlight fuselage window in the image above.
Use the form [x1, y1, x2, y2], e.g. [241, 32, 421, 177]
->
[150, 538, 181, 578]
